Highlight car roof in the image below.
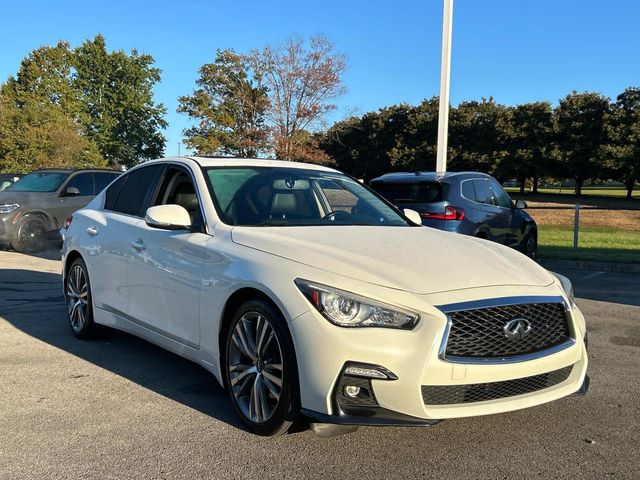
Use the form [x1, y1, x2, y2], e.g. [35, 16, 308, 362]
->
[29, 168, 120, 174]
[144, 156, 340, 173]
[370, 171, 494, 183]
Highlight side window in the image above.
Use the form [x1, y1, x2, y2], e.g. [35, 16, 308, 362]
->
[105, 165, 164, 217]
[64, 173, 95, 196]
[473, 180, 494, 205]
[461, 180, 476, 202]
[489, 181, 513, 209]
[152, 167, 201, 223]
[96, 172, 120, 193]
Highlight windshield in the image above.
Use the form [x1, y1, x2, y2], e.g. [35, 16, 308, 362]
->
[203, 167, 409, 227]
[7, 172, 68, 192]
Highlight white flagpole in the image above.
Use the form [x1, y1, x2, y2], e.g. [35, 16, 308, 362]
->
[436, 0, 454, 173]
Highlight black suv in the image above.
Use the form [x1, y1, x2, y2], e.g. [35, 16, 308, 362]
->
[0, 169, 120, 252]
[370, 171, 538, 258]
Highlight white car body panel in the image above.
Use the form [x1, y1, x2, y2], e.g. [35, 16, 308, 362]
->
[61, 157, 588, 427]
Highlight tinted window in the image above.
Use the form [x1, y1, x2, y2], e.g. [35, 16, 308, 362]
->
[95, 172, 120, 192]
[7, 172, 67, 192]
[473, 180, 494, 205]
[204, 167, 409, 227]
[461, 180, 476, 202]
[153, 168, 200, 222]
[64, 173, 95, 196]
[106, 165, 163, 217]
[489, 181, 513, 209]
[371, 181, 443, 204]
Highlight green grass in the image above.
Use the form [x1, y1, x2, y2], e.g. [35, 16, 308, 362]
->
[538, 224, 640, 263]
[505, 186, 639, 198]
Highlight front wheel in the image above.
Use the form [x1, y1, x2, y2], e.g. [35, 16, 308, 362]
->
[224, 299, 299, 436]
[12, 215, 47, 253]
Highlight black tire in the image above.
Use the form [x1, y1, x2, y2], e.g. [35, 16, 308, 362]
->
[223, 299, 299, 436]
[64, 257, 97, 339]
[523, 231, 538, 260]
[12, 214, 47, 253]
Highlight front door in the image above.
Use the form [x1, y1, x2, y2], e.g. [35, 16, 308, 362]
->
[126, 165, 207, 348]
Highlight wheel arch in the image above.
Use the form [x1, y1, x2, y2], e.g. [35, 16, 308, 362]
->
[217, 286, 297, 389]
[19, 210, 54, 229]
[63, 249, 84, 282]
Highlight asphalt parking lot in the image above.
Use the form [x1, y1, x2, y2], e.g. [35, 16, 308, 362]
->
[0, 250, 638, 479]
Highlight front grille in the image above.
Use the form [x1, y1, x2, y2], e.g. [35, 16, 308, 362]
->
[422, 366, 573, 405]
[444, 302, 571, 359]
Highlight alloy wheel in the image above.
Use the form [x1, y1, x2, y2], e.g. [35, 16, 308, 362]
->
[66, 264, 89, 333]
[228, 312, 284, 423]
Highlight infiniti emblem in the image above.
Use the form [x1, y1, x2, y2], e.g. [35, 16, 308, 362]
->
[503, 318, 532, 340]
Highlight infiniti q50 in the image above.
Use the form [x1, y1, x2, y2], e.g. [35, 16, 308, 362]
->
[61, 157, 588, 436]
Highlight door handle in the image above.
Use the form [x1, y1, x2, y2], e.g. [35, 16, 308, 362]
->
[86, 226, 99, 236]
[131, 239, 146, 251]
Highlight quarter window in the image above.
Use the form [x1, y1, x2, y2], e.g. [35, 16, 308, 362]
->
[461, 180, 477, 202]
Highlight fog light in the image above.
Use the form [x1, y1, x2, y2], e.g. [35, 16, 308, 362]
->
[344, 385, 361, 398]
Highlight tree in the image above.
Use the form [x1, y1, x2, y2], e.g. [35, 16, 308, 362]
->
[73, 35, 167, 168]
[0, 95, 104, 173]
[250, 35, 347, 160]
[0, 35, 167, 171]
[496, 102, 554, 193]
[387, 97, 440, 172]
[606, 87, 640, 199]
[554, 91, 610, 195]
[177, 49, 270, 157]
[448, 98, 509, 174]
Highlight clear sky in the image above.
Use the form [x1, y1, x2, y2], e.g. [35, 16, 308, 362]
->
[1, 0, 639, 156]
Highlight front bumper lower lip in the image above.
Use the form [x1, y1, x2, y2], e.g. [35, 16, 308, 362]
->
[301, 408, 441, 427]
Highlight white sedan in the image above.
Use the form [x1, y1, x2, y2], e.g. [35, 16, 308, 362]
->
[61, 157, 589, 436]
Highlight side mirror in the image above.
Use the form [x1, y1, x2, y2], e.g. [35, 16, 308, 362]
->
[514, 199, 527, 210]
[145, 204, 192, 230]
[403, 208, 423, 226]
[62, 186, 81, 197]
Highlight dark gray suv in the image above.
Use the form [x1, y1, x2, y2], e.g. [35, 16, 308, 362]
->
[370, 171, 538, 258]
[0, 168, 120, 252]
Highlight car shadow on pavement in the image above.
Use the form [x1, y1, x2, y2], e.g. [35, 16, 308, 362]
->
[0, 267, 246, 431]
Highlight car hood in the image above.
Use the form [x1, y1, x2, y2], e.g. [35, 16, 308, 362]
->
[231, 226, 554, 295]
[0, 191, 55, 207]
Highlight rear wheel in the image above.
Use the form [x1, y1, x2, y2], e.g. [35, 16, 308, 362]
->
[12, 215, 47, 253]
[224, 299, 298, 436]
[65, 258, 97, 339]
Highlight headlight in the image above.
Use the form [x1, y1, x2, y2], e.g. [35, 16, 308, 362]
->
[551, 272, 576, 307]
[0, 203, 20, 214]
[295, 279, 420, 330]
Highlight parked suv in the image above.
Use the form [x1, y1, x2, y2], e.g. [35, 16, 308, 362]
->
[0, 168, 120, 252]
[370, 171, 538, 258]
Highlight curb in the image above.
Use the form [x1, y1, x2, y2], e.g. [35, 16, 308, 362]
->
[540, 259, 640, 274]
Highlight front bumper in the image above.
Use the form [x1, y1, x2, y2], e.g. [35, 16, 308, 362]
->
[0, 212, 18, 246]
[290, 287, 588, 425]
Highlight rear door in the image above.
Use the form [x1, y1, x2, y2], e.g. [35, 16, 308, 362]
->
[126, 164, 208, 348]
[87, 165, 164, 317]
[488, 180, 519, 247]
[472, 179, 511, 243]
